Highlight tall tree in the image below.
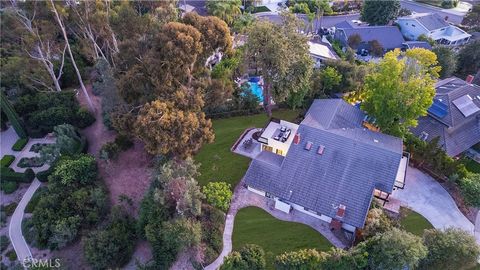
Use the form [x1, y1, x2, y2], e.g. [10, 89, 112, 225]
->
[457, 40, 480, 76]
[361, 49, 439, 137]
[48, 0, 94, 111]
[245, 12, 313, 116]
[206, 0, 242, 26]
[6, 1, 66, 92]
[361, 0, 400, 25]
[421, 228, 480, 270]
[432, 47, 457, 79]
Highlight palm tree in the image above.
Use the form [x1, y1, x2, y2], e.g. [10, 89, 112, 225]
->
[206, 0, 241, 25]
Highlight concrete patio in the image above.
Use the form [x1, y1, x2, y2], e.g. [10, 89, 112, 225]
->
[232, 128, 262, 159]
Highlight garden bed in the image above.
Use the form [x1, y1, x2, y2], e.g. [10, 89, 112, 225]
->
[30, 143, 49, 153]
[17, 157, 45, 168]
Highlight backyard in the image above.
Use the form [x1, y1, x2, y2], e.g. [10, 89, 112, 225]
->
[232, 206, 333, 269]
[400, 207, 434, 236]
[194, 110, 299, 187]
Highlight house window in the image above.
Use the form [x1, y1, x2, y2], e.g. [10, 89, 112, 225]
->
[276, 149, 284, 155]
[262, 145, 273, 152]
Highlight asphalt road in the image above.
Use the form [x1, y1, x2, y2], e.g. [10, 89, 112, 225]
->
[255, 0, 466, 28]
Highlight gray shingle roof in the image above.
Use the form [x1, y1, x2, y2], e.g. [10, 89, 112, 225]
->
[244, 99, 404, 229]
[403, 41, 432, 50]
[411, 78, 480, 156]
[340, 26, 406, 50]
[414, 13, 449, 31]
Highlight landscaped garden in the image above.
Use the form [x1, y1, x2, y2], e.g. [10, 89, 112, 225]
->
[400, 207, 433, 236]
[232, 206, 333, 269]
[195, 110, 299, 188]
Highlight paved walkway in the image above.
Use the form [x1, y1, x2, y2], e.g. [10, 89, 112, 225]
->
[8, 179, 41, 263]
[205, 184, 347, 270]
[391, 167, 476, 238]
[1, 129, 56, 265]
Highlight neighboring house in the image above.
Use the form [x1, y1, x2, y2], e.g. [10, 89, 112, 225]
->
[402, 41, 432, 50]
[396, 13, 471, 46]
[308, 41, 338, 68]
[411, 77, 480, 157]
[244, 99, 409, 234]
[334, 20, 406, 54]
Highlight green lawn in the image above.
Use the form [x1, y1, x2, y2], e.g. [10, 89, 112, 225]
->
[400, 207, 433, 236]
[233, 206, 333, 269]
[195, 110, 299, 187]
[461, 157, 480, 174]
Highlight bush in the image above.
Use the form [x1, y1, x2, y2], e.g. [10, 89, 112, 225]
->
[6, 249, 17, 261]
[0, 181, 18, 194]
[99, 142, 120, 161]
[25, 188, 47, 213]
[203, 182, 233, 212]
[0, 235, 10, 252]
[1, 202, 18, 216]
[36, 165, 55, 182]
[1, 155, 15, 167]
[114, 134, 134, 151]
[24, 168, 35, 182]
[12, 138, 29, 151]
[459, 173, 480, 207]
[17, 157, 44, 168]
[75, 108, 95, 128]
[0, 167, 34, 183]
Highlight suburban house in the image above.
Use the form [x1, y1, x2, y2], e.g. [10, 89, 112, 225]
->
[396, 13, 471, 46]
[243, 99, 409, 233]
[411, 77, 480, 157]
[334, 20, 406, 54]
[402, 41, 432, 50]
[308, 40, 338, 68]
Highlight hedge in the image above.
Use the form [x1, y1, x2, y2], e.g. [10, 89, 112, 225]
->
[0, 181, 18, 194]
[37, 163, 55, 182]
[1, 202, 18, 216]
[12, 138, 29, 151]
[1, 155, 15, 167]
[0, 167, 35, 183]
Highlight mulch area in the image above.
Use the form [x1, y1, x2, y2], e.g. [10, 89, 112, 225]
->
[76, 83, 153, 216]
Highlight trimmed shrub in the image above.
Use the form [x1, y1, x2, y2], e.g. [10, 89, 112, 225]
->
[17, 157, 44, 168]
[0, 181, 18, 194]
[25, 187, 46, 213]
[0, 167, 33, 183]
[0, 155, 15, 167]
[12, 138, 29, 151]
[75, 108, 96, 128]
[1, 202, 18, 216]
[114, 134, 134, 151]
[99, 142, 120, 161]
[6, 249, 17, 261]
[36, 166, 54, 182]
[0, 235, 10, 252]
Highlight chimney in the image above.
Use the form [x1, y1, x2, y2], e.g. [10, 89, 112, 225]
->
[466, 75, 474, 84]
[336, 204, 346, 219]
[293, 133, 301, 144]
[317, 145, 325, 155]
[305, 141, 313, 151]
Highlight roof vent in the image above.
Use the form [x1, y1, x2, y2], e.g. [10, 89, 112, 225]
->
[466, 75, 474, 84]
[373, 139, 379, 143]
[305, 141, 313, 151]
[293, 133, 301, 145]
[317, 145, 325, 155]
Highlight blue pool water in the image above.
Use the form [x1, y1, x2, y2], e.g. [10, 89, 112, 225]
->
[248, 81, 263, 101]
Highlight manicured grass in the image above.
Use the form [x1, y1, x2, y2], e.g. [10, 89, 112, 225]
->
[461, 157, 480, 174]
[233, 206, 333, 269]
[252, 6, 271, 13]
[400, 207, 433, 236]
[195, 110, 299, 188]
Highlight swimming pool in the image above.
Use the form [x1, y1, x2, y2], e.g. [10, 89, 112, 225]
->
[248, 81, 263, 101]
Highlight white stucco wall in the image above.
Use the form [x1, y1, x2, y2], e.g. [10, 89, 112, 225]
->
[247, 186, 266, 197]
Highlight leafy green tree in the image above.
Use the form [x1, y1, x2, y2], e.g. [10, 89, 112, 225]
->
[203, 182, 233, 212]
[50, 154, 97, 188]
[320, 67, 342, 96]
[347, 34, 362, 49]
[221, 244, 266, 270]
[364, 228, 428, 270]
[39, 124, 82, 164]
[206, 0, 242, 26]
[322, 247, 368, 270]
[432, 47, 457, 79]
[361, 0, 400, 25]
[462, 4, 480, 31]
[275, 248, 327, 270]
[83, 207, 137, 270]
[49, 216, 81, 249]
[162, 218, 202, 255]
[361, 49, 439, 137]
[362, 208, 393, 239]
[245, 12, 313, 116]
[0, 91, 27, 138]
[459, 173, 480, 207]
[417, 34, 436, 46]
[322, 60, 370, 94]
[232, 13, 255, 33]
[420, 228, 480, 270]
[457, 40, 480, 76]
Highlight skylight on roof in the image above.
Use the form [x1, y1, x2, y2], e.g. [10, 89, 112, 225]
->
[452, 95, 480, 117]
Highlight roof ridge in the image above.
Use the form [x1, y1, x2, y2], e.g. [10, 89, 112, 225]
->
[326, 100, 343, 129]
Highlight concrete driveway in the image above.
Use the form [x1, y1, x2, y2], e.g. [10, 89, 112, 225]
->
[392, 167, 475, 235]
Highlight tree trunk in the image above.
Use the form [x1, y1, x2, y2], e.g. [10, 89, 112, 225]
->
[49, 0, 95, 112]
[263, 82, 272, 117]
